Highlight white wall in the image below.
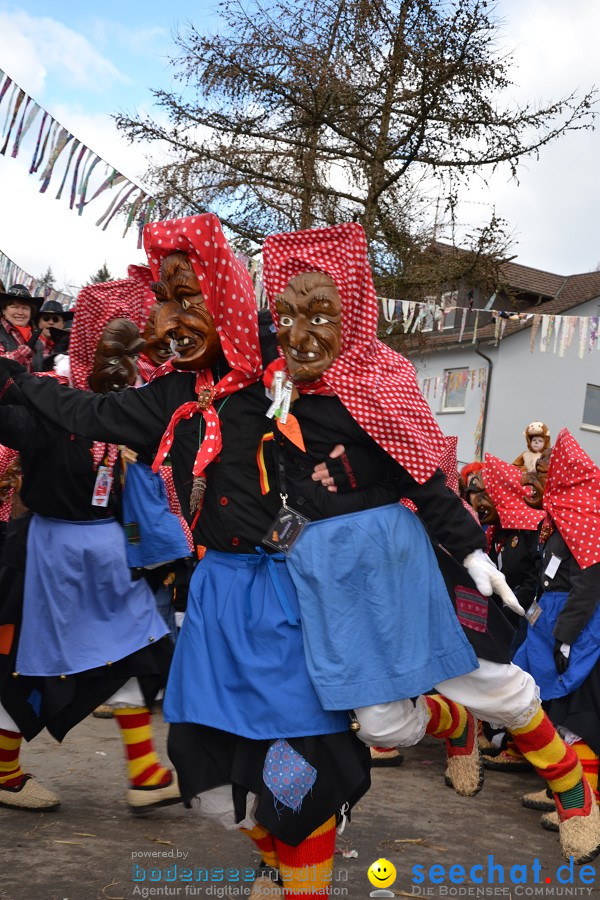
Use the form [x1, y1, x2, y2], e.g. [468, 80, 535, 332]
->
[409, 295, 600, 465]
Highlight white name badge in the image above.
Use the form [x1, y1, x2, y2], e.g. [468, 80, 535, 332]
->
[544, 554, 562, 579]
[91, 466, 113, 507]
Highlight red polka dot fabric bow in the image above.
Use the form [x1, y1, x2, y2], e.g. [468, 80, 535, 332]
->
[543, 428, 600, 569]
[262, 222, 445, 484]
[483, 453, 544, 531]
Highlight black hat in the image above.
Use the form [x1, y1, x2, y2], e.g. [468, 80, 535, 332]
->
[37, 299, 74, 322]
[0, 284, 44, 314]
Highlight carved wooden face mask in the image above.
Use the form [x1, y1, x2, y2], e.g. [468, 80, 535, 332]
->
[150, 252, 221, 372]
[467, 472, 500, 526]
[142, 304, 176, 367]
[275, 272, 342, 382]
[0, 457, 21, 505]
[88, 318, 146, 394]
[521, 448, 552, 509]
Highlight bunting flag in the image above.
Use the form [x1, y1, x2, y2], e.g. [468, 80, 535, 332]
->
[0, 67, 165, 247]
[0, 248, 75, 308]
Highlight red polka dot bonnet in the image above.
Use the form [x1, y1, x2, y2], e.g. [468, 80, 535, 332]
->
[483, 453, 544, 531]
[143, 213, 262, 379]
[543, 428, 600, 569]
[262, 222, 445, 483]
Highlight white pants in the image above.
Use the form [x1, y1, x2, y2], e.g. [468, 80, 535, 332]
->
[355, 659, 540, 747]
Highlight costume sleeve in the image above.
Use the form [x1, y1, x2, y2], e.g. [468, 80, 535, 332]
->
[398, 467, 486, 559]
[552, 556, 600, 646]
[514, 531, 542, 610]
[0, 404, 46, 451]
[512, 453, 525, 470]
[9, 369, 176, 453]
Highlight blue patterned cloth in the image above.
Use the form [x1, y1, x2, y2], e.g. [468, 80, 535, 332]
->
[263, 739, 317, 811]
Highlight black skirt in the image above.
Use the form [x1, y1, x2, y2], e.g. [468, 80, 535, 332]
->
[168, 722, 371, 846]
[546, 665, 600, 756]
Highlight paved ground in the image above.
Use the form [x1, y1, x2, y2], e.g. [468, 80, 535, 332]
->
[0, 714, 591, 900]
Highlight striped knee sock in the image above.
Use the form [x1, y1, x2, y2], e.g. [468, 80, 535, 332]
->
[274, 815, 336, 898]
[511, 708, 586, 817]
[571, 740, 600, 803]
[240, 823, 279, 870]
[0, 728, 25, 788]
[425, 695, 471, 750]
[113, 707, 171, 788]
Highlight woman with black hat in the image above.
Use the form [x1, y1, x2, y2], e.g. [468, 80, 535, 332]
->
[0, 285, 43, 372]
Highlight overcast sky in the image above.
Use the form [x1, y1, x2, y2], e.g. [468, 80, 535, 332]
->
[0, 0, 598, 295]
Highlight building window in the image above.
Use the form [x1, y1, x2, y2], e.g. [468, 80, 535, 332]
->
[582, 384, 600, 430]
[442, 368, 468, 412]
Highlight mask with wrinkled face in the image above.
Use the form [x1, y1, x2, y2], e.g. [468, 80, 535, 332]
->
[275, 272, 342, 383]
[150, 252, 221, 372]
[467, 472, 500, 526]
[88, 318, 146, 394]
[0, 457, 21, 505]
[143, 304, 175, 367]
[521, 448, 552, 509]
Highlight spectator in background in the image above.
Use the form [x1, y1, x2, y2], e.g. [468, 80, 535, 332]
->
[0, 285, 43, 372]
[36, 300, 74, 371]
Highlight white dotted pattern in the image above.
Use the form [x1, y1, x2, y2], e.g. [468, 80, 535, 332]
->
[483, 453, 544, 531]
[262, 222, 446, 483]
[144, 214, 263, 477]
[543, 428, 600, 569]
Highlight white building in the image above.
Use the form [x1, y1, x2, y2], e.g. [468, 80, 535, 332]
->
[402, 260, 600, 467]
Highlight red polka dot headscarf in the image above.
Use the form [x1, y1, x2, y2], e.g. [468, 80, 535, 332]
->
[543, 428, 600, 569]
[262, 222, 445, 483]
[70, 275, 153, 469]
[143, 213, 262, 379]
[70, 277, 153, 392]
[483, 453, 544, 531]
[143, 214, 264, 483]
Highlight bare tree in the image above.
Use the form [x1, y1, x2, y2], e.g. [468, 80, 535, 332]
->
[117, 0, 596, 288]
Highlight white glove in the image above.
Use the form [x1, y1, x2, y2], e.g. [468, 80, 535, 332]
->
[174, 611, 186, 628]
[462, 549, 526, 617]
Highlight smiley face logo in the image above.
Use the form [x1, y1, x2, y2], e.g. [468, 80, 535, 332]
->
[367, 858, 397, 889]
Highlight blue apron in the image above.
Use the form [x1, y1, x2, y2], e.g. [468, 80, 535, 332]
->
[286, 503, 479, 710]
[17, 515, 168, 676]
[122, 462, 191, 568]
[514, 590, 600, 699]
[163, 549, 349, 739]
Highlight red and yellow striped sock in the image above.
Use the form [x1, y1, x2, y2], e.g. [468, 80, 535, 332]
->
[113, 707, 171, 788]
[511, 709, 582, 792]
[425, 695, 471, 751]
[0, 728, 25, 788]
[240, 823, 279, 870]
[275, 815, 336, 898]
[511, 708, 587, 819]
[571, 740, 600, 803]
[502, 739, 525, 760]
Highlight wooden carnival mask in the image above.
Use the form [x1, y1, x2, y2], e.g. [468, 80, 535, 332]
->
[275, 272, 342, 383]
[150, 251, 221, 372]
[88, 318, 146, 394]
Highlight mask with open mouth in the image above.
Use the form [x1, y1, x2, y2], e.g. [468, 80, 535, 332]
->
[150, 252, 221, 372]
[521, 448, 552, 508]
[467, 471, 500, 526]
